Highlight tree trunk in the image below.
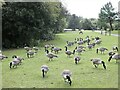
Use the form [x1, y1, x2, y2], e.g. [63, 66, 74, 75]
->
[109, 18, 113, 36]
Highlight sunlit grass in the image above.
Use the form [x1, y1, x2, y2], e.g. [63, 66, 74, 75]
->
[2, 30, 118, 88]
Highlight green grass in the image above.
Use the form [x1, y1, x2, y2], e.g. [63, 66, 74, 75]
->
[1, 31, 118, 88]
[111, 30, 119, 35]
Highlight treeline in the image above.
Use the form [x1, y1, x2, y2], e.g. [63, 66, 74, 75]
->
[67, 2, 119, 32]
[66, 14, 97, 30]
[2, 1, 119, 49]
[2, 2, 68, 48]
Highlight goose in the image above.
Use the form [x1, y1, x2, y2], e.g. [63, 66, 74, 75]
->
[95, 40, 102, 45]
[51, 47, 62, 54]
[33, 46, 39, 52]
[79, 30, 83, 34]
[12, 55, 24, 64]
[66, 41, 74, 46]
[108, 53, 120, 63]
[95, 37, 101, 40]
[27, 50, 36, 58]
[10, 57, 21, 69]
[77, 45, 86, 49]
[77, 40, 84, 45]
[65, 46, 75, 57]
[96, 47, 108, 54]
[0, 53, 8, 60]
[112, 46, 119, 51]
[74, 56, 80, 64]
[87, 44, 93, 50]
[24, 46, 32, 52]
[46, 50, 58, 61]
[108, 51, 115, 56]
[91, 58, 106, 69]
[75, 47, 85, 55]
[41, 65, 49, 78]
[61, 70, 72, 86]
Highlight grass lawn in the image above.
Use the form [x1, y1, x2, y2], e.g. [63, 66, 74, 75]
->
[111, 30, 119, 35]
[1, 31, 119, 88]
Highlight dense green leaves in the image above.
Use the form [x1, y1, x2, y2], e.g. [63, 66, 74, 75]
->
[2, 2, 68, 48]
[98, 2, 117, 32]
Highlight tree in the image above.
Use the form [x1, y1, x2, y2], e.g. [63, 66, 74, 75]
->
[2, 2, 67, 48]
[81, 18, 93, 30]
[99, 2, 117, 35]
[67, 14, 80, 30]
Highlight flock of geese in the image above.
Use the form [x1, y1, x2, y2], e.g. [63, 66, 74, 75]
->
[0, 31, 120, 86]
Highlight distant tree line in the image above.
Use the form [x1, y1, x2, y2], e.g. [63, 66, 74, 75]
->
[2, 1, 119, 49]
[67, 2, 119, 32]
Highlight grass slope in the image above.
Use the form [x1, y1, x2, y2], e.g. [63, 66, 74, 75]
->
[2, 31, 118, 88]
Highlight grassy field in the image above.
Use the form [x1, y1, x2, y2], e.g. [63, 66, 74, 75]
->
[1, 31, 119, 88]
[111, 30, 119, 35]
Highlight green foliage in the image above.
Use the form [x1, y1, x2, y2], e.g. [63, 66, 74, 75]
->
[81, 18, 94, 30]
[67, 14, 97, 30]
[2, 2, 68, 48]
[98, 2, 117, 31]
[67, 14, 80, 30]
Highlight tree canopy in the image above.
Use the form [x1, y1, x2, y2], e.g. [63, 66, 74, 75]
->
[2, 2, 68, 48]
[98, 2, 118, 34]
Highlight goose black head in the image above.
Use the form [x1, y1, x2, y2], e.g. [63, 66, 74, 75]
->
[105, 48, 108, 51]
[12, 55, 17, 58]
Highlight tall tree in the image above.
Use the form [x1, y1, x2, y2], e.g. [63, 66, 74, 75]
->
[68, 14, 80, 30]
[2, 2, 67, 48]
[99, 2, 117, 35]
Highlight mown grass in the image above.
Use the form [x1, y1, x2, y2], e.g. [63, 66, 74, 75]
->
[111, 30, 119, 35]
[1, 31, 119, 88]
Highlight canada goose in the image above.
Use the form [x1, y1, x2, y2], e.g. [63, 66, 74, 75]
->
[61, 70, 72, 86]
[51, 47, 62, 54]
[108, 51, 115, 56]
[95, 40, 102, 45]
[91, 43, 96, 48]
[87, 44, 93, 50]
[12, 55, 24, 65]
[77, 40, 84, 45]
[91, 58, 106, 69]
[108, 53, 120, 63]
[0, 53, 8, 60]
[27, 50, 36, 58]
[95, 37, 101, 40]
[96, 47, 108, 54]
[75, 47, 85, 55]
[41, 65, 49, 78]
[74, 56, 80, 64]
[66, 41, 74, 46]
[10, 57, 21, 69]
[65, 46, 75, 57]
[24, 46, 32, 52]
[33, 46, 39, 52]
[112, 46, 119, 51]
[77, 45, 86, 49]
[46, 50, 58, 61]
[79, 31, 83, 34]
